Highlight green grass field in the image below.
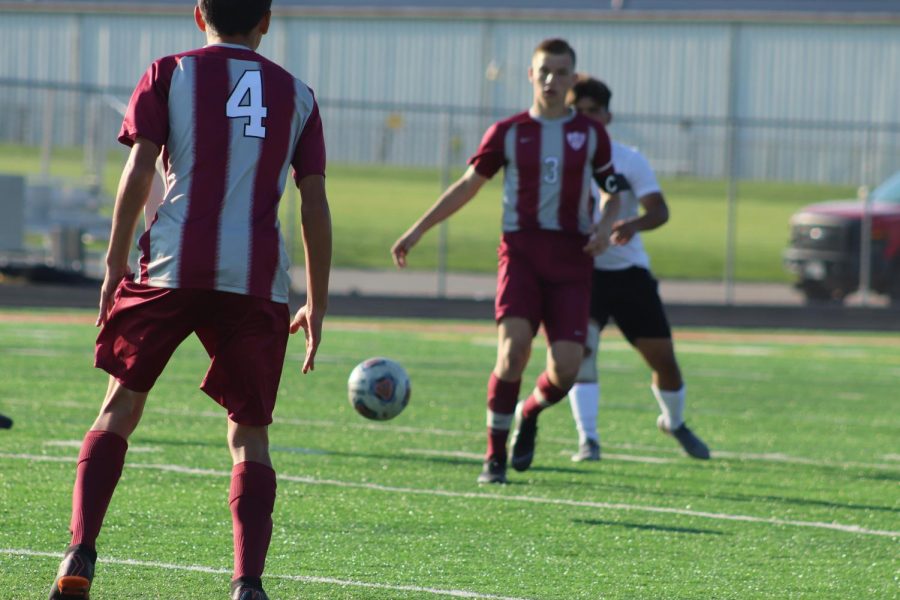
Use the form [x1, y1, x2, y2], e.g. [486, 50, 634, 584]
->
[1, 143, 856, 282]
[0, 310, 897, 599]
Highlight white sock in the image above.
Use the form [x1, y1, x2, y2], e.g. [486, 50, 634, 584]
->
[652, 384, 685, 430]
[568, 382, 600, 445]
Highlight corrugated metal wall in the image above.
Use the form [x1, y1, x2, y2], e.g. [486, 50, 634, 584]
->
[0, 10, 896, 184]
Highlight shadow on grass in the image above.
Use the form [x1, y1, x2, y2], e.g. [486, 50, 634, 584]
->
[130, 437, 900, 513]
[572, 518, 726, 536]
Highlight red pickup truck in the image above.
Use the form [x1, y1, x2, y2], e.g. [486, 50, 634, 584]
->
[783, 171, 900, 304]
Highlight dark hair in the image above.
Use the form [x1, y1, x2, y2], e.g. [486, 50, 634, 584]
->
[533, 38, 576, 66]
[569, 76, 612, 109]
[199, 0, 272, 36]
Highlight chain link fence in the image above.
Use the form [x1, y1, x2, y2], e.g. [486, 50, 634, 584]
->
[1, 78, 897, 303]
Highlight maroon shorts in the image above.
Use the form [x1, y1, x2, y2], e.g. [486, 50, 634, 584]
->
[95, 278, 290, 426]
[495, 230, 593, 344]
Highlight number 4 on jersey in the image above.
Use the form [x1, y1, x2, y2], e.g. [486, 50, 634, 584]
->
[226, 70, 267, 138]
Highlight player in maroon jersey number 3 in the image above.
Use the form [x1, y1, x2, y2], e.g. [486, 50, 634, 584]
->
[47, 2, 332, 599]
[391, 39, 627, 484]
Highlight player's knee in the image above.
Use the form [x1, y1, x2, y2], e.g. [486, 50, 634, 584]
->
[575, 353, 597, 383]
[575, 322, 600, 383]
[548, 361, 580, 391]
[228, 422, 271, 464]
[96, 384, 147, 436]
[496, 345, 530, 378]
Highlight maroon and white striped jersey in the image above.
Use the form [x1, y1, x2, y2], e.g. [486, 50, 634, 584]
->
[469, 110, 614, 235]
[118, 43, 326, 303]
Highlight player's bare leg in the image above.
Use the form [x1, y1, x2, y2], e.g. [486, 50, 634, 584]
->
[479, 318, 532, 484]
[494, 317, 533, 381]
[634, 338, 710, 459]
[227, 419, 276, 599]
[91, 377, 148, 438]
[228, 419, 272, 468]
[568, 321, 602, 461]
[50, 378, 145, 600]
[634, 337, 682, 391]
[510, 340, 582, 472]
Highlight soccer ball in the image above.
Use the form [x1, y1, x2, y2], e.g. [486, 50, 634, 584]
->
[347, 357, 411, 421]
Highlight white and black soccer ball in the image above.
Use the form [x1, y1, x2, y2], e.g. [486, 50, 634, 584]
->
[347, 357, 411, 421]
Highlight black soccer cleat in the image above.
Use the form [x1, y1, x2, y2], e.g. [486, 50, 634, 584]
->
[0, 413, 12, 429]
[231, 577, 270, 600]
[49, 544, 96, 600]
[477, 458, 508, 484]
[658, 416, 711, 460]
[509, 402, 538, 472]
[571, 438, 601, 462]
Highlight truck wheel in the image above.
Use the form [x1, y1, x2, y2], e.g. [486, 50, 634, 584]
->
[888, 268, 900, 307]
[799, 280, 845, 305]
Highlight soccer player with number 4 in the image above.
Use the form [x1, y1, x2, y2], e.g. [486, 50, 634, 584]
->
[47, 2, 332, 599]
[392, 39, 626, 484]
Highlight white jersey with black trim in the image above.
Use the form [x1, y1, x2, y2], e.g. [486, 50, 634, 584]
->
[593, 141, 661, 271]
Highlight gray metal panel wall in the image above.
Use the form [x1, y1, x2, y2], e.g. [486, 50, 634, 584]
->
[0, 10, 896, 184]
[732, 23, 900, 183]
[9, 0, 900, 14]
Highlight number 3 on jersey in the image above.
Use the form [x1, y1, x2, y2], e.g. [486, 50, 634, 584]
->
[226, 70, 267, 138]
[542, 156, 559, 184]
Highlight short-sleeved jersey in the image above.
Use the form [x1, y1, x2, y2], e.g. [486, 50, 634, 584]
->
[593, 141, 661, 271]
[468, 109, 615, 236]
[118, 43, 326, 303]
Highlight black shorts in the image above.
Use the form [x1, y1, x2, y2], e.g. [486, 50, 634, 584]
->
[589, 267, 672, 344]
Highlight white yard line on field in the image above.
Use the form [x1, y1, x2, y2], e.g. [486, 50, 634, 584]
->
[44, 440, 161, 453]
[554, 450, 676, 464]
[402, 448, 484, 460]
[0, 548, 533, 600]
[402, 447, 676, 465]
[2, 453, 896, 539]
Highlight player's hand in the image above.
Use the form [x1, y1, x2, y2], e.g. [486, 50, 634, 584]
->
[96, 265, 131, 327]
[611, 219, 638, 245]
[391, 228, 422, 269]
[290, 304, 325, 374]
[584, 223, 612, 256]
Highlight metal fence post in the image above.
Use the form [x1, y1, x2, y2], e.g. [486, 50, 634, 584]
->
[858, 184, 872, 307]
[40, 90, 55, 179]
[723, 23, 740, 305]
[857, 125, 878, 307]
[436, 111, 452, 298]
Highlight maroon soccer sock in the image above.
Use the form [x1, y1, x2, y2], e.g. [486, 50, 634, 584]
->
[521, 372, 569, 420]
[230, 461, 277, 580]
[486, 374, 520, 463]
[69, 430, 129, 550]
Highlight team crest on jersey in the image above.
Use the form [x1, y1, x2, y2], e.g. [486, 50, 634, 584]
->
[566, 131, 587, 151]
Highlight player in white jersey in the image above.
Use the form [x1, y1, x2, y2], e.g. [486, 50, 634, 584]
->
[566, 77, 710, 462]
[47, 3, 332, 600]
[392, 40, 624, 484]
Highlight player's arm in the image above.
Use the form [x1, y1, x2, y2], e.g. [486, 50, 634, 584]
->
[97, 137, 161, 326]
[610, 149, 666, 245]
[584, 121, 628, 256]
[611, 191, 668, 245]
[585, 190, 622, 256]
[290, 174, 332, 374]
[584, 166, 628, 256]
[391, 166, 488, 268]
